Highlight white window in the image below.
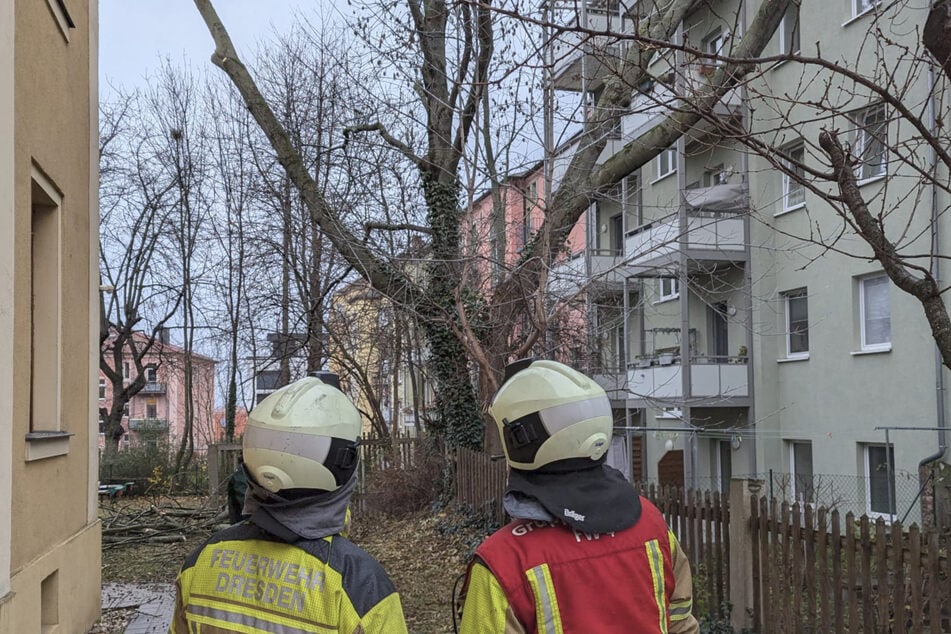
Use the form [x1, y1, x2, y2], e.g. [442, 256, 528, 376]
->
[853, 0, 880, 17]
[704, 28, 725, 64]
[865, 444, 896, 517]
[781, 144, 806, 212]
[145, 366, 157, 383]
[852, 104, 887, 182]
[860, 274, 890, 351]
[123, 361, 130, 380]
[779, 4, 800, 55]
[522, 181, 537, 248]
[784, 289, 809, 357]
[98, 379, 106, 400]
[789, 441, 814, 504]
[658, 277, 679, 301]
[656, 148, 676, 180]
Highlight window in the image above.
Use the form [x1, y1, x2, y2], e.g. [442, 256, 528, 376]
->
[703, 164, 726, 188]
[144, 366, 157, 383]
[781, 144, 806, 211]
[784, 289, 809, 357]
[860, 274, 890, 351]
[852, 104, 887, 181]
[779, 4, 800, 54]
[865, 444, 896, 516]
[718, 440, 733, 494]
[656, 148, 676, 180]
[789, 441, 814, 504]
[30, 168, 62, 433]
[98, 379, 106, 400]
[146, 399, 157, 420]
[658, 277, 679, 302]
[624, 173, 642, 227]
[853, 0, 880, 17]
[123, 361, 130, 381]
[610, 214, 623, 255]
[704, 28, 725, 64]
[522, 181, 537, 247]
[46, 0, 75, 41]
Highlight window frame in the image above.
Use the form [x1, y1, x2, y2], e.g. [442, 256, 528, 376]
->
[788, 441, 815, 505]
[852, 104, 887, 183]
[703, 28, 725, 65]
[780, 143, 806, 213]
[779, 4, 801, 55]
[852, 0, 880, 18]
[784, 289, 809, 358]
[658, 277, 680, 302]
[864, 443, 896, 518]
[655, 148, 677, 181]
[859, 273, 891, 352]
[98, 378, 106, 400]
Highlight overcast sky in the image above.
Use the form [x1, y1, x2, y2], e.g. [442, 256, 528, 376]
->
[99, 0, 337, 93]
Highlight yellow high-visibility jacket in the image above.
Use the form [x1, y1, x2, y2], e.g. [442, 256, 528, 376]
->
[170, 522, 407, 634]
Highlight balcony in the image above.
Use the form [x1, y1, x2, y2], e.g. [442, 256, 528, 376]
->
[625, 183, 748, 274]
[627, 355, 749, 403]
[138, 381, 166, 395]
[550, 133, 626, 195]
[547, 249, 631, 297]
[549, 8, 632, 91]
[128, 418, 168, 431]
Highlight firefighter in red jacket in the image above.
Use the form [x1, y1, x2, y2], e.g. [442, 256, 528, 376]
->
[458, 359, 699, 633]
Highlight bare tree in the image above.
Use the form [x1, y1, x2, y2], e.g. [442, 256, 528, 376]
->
[99, 95, 184, 450]
[191, 0, 793, 448]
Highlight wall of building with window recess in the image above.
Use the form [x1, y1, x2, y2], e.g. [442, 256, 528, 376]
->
[0, 1, 102, 632]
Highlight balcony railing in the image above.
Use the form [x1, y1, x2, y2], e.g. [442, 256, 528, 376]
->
[625, 183, 748, 271]
[128, 418, 168, 431]
[627, 355, 749, 400]
[547, 249, 630, 296]
[138, 381, 166, 395]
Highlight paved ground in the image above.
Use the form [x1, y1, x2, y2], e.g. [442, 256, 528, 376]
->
[101, 583, 175, 633]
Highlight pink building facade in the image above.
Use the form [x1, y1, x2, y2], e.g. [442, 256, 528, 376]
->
[464, 162, 590, 365]
[99, 333, 218, 454]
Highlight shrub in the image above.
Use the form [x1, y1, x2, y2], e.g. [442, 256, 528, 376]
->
[361, 447, 448, 516]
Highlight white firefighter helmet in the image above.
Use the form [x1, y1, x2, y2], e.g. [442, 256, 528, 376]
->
[243, 372, 361, 493]
[489, 359, 612, 471]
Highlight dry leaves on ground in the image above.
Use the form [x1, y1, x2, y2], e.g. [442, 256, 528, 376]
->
[100, 495, 493, 634]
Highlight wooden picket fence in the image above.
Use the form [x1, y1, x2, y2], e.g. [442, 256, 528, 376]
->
[453, 446, 508, 525]
[449, 450, 951, 630]
[638, 484, 731, 618]
[750, 497, 951, 633]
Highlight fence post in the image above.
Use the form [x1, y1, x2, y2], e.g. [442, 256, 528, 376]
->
[729, 477, 763, 630]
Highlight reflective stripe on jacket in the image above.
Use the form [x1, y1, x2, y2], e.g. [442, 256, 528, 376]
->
[170, 522, 407, 634]
[459, 496, 699, 634]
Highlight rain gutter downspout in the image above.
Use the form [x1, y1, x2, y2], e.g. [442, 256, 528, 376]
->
[927, 61, 948, 465]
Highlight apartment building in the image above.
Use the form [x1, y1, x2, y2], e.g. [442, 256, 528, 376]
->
[328, 278, 435, 437]
[509, 0, 950, 524]
[100, 332, 218, 454]
[0, 0, 102, 631]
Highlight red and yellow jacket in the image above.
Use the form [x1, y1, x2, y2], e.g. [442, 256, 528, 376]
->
[170, 522, 407, 634]
[459, 497, 698, 634]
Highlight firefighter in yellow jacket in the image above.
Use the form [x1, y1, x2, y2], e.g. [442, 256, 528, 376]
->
[170, 373, 407, 634]
[458, 359, 699, 633]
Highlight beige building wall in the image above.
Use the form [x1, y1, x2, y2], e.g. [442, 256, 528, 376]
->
[0, 0, 101, 632]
